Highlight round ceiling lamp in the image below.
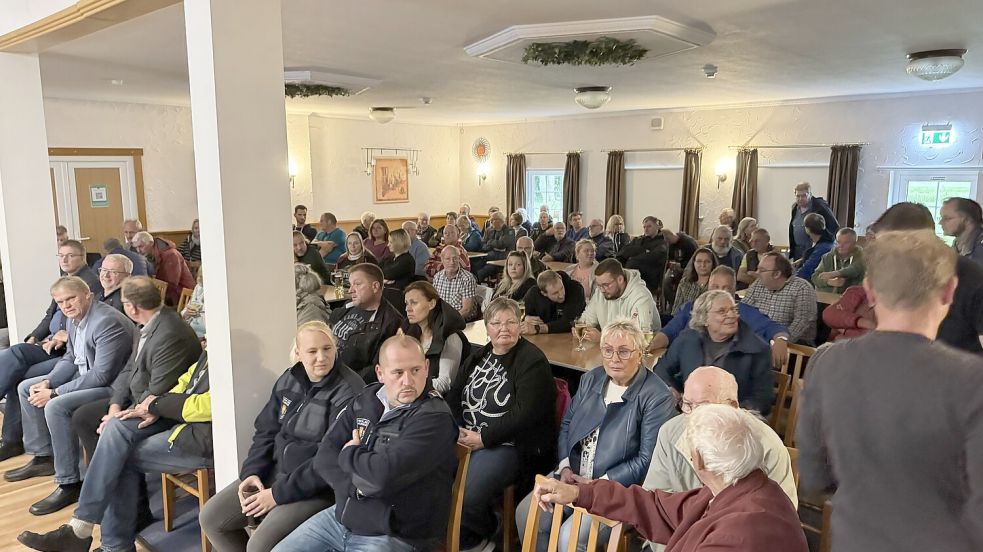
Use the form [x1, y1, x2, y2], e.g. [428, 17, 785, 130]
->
[906, 49, 967, 81]
[574, 86, 611, 109]
[368, 107, 396, 123]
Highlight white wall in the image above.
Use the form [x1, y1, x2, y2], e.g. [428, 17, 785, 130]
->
[307, 115, 461, 222]
[460, 90, 983, 240]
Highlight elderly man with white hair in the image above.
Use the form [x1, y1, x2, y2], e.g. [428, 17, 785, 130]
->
[532, 404, 807, 552]
[709, 225, 743, 271]
[643, 368, 796, 546]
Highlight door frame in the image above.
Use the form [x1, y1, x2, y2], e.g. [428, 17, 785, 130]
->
[48, 147, 147, 240]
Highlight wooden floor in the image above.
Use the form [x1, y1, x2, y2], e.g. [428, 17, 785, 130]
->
[0, 415, 148, 551]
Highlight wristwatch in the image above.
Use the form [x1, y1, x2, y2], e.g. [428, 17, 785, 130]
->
[49, 390, 59, 398]
[773, 336, 789, 342]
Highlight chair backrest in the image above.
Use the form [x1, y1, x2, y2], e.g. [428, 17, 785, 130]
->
[769, 370, 791, 431]
[784, 344, 816, 381]
[177, 287, 194, 313]
[522, 476, 625, 552]
[786, 445, 800, 489]
[445, 443, 472, 552]
[150, 278, 168, 302]
[475, 284, 494, 311]
[783, 378, 805, 446]
[554, 377, 572, 433]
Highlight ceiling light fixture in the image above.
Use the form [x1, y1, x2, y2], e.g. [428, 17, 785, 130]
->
[368, 107, 396, 124]
[574, 86, 611, 110]
[906, 49, 967, 81]
[702, 64, 718, 79]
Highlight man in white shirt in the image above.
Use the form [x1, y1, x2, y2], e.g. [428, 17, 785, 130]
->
[579, 259, 659, 342]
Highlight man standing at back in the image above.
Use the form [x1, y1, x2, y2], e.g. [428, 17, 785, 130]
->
[788, 182, 839, 260]
[798, 229, 983, 552]
[940, 197, 983, 264]
[272, 335, 458, 552]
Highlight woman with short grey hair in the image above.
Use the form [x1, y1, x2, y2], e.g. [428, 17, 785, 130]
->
[294, 264, 330, 325]
[656, 289, 774, 414]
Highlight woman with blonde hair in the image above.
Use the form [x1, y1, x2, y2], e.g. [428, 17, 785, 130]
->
[605, 215, 630, 254]
[565, 238, 598, 301]
[733, 217, 757, 254]
[493, 251, 537, 301]
[380, 228, 416, 291]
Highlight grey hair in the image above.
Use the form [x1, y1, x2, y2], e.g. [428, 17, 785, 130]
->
[483, 296, 521, 325]
[600, 318, 647, 351]
[836, 227, 857, 239]
[689, 290, 736, 330]
[132, 231, 154, 245]
[685, 404, 763, 487]
[50, 275, 91, 296]
[711, 225, 733, 239]
[122, 219, 143, 229]
[294, 263, 323, 295]
[103, 253, 133, 274]
[687, 366, 739, 404]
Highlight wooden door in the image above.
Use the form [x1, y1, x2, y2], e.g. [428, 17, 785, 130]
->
[73, 167, 124, 250]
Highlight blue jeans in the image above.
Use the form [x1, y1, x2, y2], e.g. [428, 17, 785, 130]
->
[74, 416, 176, 523]
[460, 446, 520, 548]
[97, 429, 211, 552]
[271, 505, 418, 552]
[0, 343, 60, 442]
[18, 374, 111, 483]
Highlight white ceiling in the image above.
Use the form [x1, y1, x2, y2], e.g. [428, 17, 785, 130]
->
[35, 0, 983, 125]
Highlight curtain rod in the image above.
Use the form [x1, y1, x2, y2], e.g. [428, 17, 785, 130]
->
[728, 143, 868, 150]
[504, 150, 583, 155]
[601, 147, 703, 153]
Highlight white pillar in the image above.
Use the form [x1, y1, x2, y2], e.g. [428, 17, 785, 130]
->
[0, 53, 59, 342]
[184, 0, 296, 487]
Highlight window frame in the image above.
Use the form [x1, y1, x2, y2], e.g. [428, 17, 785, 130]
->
[524, 169, 565, 222]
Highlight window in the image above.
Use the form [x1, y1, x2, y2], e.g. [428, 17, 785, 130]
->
[890, 170, 980, 243]
[525, 170, 564, 222]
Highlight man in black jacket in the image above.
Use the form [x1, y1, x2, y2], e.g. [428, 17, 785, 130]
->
[329, 263, 407, 382]
[788, 181, 839, 260]
[274, 334, 458, 552]
[18, 351, 212, 552]
[521, 270, 586, 335]
[616, 216, 668, 292]
[534, 221, 575, 263]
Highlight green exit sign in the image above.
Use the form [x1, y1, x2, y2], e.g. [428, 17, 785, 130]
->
[921, 124, 953, 146]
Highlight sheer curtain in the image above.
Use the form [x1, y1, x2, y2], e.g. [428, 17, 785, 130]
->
[604, 151, 625, 221]
[505, 153, 526, 214]
[828, 145, 861, 227]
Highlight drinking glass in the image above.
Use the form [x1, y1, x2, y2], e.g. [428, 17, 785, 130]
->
[574, 319, 588, 352]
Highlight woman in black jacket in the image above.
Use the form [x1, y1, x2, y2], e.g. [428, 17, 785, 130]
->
[380, 228, 416, 291]
[199, 321, 364, 552]
[404, 281, 468, 394]
[446, 297, 557, 552]
[493, 251, 537, 302]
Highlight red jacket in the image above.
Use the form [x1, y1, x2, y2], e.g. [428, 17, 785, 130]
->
[576, 470, 807, 552]
[822, 286, 874, 341]
[149, 238, 196, 305]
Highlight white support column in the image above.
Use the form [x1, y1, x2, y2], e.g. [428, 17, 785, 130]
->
[0, 53, 59, 342]
[184, 0, 296, 486]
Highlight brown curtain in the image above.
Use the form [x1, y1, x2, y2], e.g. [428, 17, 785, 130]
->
[562, 152, 581, 217]
[680, 149, 702, 236]
[828, 145, 861, 227]
[604, 151, 626, 221]
[505, 153, 526, 214]
[731, 148, 758, 220]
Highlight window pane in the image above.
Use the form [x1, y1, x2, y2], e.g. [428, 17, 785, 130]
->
[904, 179, 974, 244]
[525, 171, 564, 222]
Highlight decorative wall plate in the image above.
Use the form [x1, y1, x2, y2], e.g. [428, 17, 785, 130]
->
[472, 138, 491, 162]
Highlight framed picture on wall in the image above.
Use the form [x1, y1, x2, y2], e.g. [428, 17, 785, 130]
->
[373, 157, 410, 203]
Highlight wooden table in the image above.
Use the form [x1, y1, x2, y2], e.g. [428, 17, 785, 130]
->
[320, 285, 351, 306]
[467, 251, 488, 259]
[488, 259, 571, 272]
[463, 322, 659, 373]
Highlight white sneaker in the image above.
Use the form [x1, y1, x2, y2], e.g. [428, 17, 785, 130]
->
[460, 539, 495, 552]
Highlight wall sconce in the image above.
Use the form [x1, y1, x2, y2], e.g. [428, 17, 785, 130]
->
[288, 158, 298, 188]
[476, 162, 489, 185]
[715, 157, 733, 189]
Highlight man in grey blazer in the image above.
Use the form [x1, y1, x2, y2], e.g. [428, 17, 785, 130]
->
[798, 229, 983, 552]
[3, 277, 135, 503]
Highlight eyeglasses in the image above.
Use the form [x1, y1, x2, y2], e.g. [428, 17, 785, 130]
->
[678, 398, 711, 414]
[601, 346, 637, 360]
[98, 268, 130, 276]
[709, 306, 739, 317]
[56, 253, 82, 259]
[487, 320, 519, 330]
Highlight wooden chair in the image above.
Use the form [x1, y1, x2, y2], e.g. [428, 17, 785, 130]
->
[783, 378, 805, 446]
[521, 475, 627, 552]
[176, 287, 194, 313]
[162, 468, 213, 552]
[783, 344, 816, 381]
[150, 278, 168, 303]
[769, 371, 791, 431]
[445, 443, 472, 552]
[788, 446, 833, 552]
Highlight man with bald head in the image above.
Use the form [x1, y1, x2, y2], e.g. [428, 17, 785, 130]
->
[587, 218, 615, 260]
[643, 366, 795, 505]
[424, 223, 471, 278]
[401, 221, 429, 277]
[433, 246, 478, 321]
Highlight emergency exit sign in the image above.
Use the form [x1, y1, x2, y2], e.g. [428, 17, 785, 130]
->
[921, 124, 953, 146]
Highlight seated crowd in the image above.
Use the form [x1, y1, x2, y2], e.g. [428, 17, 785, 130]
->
[1, 185, 982, 552]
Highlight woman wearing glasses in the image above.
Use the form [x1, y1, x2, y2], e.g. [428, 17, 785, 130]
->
[516, 319, 677, 552]
[655, 290, 774, 414]
[445, 297, 556, 552]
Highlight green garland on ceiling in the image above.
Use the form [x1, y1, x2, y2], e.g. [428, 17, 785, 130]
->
[522, 36, 648, 67]
[284, 84, 351, 98]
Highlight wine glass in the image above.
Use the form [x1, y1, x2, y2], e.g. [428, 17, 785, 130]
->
[642, 330, 654, 359]
[518, 301, 526, 322]
[574, 319, 589, 352]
